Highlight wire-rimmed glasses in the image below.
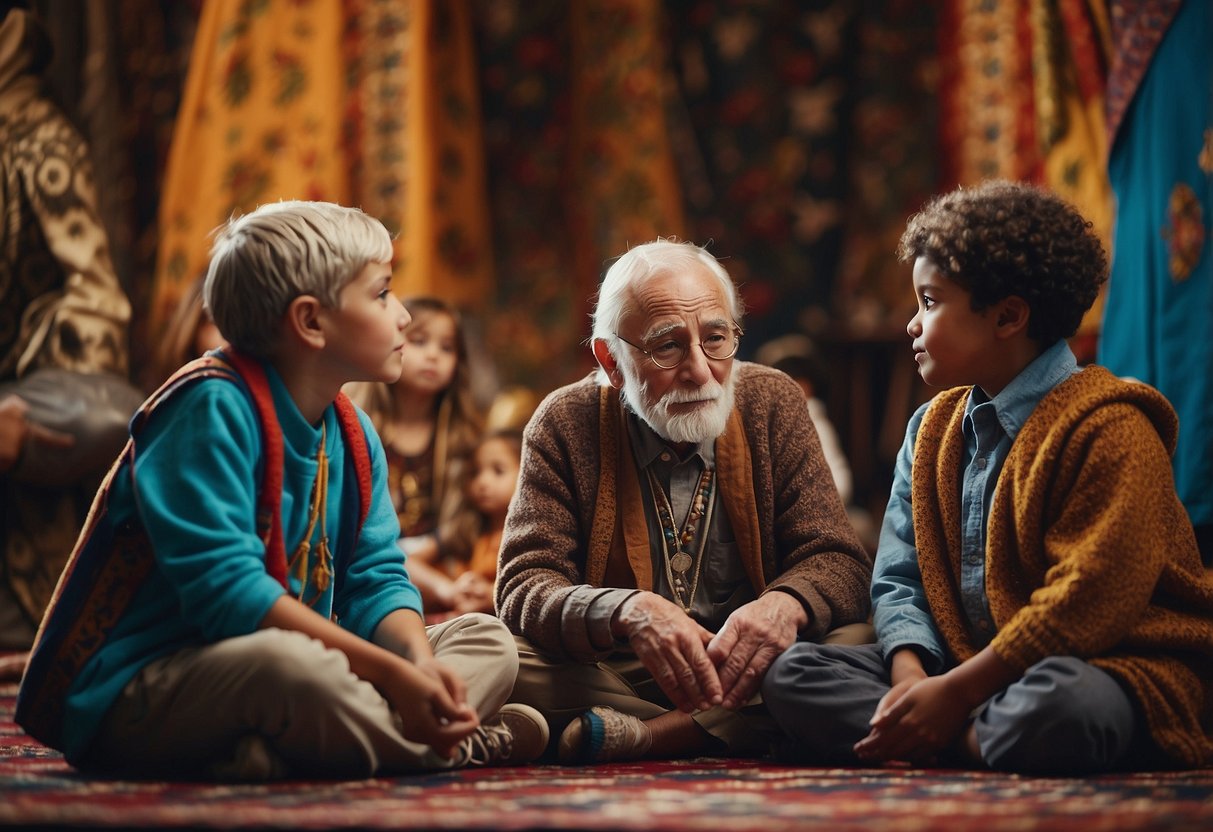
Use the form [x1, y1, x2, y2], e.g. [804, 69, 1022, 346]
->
[615, 325, 742, 369]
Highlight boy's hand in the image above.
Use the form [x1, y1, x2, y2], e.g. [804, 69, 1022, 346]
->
[876, 647, 929, 716]
[414, 656, 468, 710]
[384, 660, 479, 759]
[854, 674, 967, 764]
[872, 678, 919, 726]
[855, 645, 1019, 765]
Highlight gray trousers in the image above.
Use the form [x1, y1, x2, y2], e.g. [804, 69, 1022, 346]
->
[762, 642, 1142, 774]
[509, 622, 874, 758]
[87, 612, 517, 779]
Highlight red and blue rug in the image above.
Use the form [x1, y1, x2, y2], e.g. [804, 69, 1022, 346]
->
[2, 680, 1211, 831]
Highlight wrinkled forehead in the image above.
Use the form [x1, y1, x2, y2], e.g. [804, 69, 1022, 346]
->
[623, 267, 732, 338]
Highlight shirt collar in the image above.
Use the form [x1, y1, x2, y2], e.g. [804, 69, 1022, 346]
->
[965, 339, 1078, 441]
[626, 410, 716, 469]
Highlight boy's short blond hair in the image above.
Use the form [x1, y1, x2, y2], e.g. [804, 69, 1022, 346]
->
[203, 200, 393, 358]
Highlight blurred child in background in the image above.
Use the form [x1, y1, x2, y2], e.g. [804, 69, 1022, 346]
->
[143, 275, 226, 391]
[346, 297, 482, 613]
[764, 340, 852, 504]
[758, 334, 875, 553]
[441, 429, 525, 618]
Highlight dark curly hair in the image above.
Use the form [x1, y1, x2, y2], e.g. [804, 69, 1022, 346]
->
[897, 180, 1107, 345]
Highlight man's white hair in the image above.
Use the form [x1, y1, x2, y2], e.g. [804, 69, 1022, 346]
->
[590, 239, 743, 386]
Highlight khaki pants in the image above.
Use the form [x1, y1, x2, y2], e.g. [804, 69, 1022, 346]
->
[88, 612, 517, 779]
[509, 622, 874, 757]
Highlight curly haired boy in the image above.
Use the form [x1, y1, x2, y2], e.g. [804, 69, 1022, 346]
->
[762, 180, 1213, 774]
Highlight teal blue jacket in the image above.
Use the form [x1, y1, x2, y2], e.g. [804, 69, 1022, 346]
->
[59, 361, 419, 762]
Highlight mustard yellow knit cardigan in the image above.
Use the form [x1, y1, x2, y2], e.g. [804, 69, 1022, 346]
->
[912, 366, 1213, 767]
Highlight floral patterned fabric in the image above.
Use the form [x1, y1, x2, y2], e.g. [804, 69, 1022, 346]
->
[476, 0, 939, 378]
[151, 0, 496, 365]
[937, 0, 1113, 335]
[150, 0, 939, 389]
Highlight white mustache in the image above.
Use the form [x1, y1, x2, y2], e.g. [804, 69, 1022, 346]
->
[659, 382, 723, 406]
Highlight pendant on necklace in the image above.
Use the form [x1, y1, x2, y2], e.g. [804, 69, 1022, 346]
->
[670, 551, 692, 573]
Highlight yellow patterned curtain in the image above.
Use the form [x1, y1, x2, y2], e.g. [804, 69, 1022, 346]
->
[1033, 0, 1113, 337]
[150, 0, 350, 339]
[568, 0, 686, 280]
[149, 0, 494, 343]
[940, 0, 1113, 335]
[362, 0, 494, 307]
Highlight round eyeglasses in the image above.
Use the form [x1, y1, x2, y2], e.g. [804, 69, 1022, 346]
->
[615, 325, 742, 370]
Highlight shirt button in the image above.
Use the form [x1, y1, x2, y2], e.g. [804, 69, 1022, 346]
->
[660, 452, 671, 462]
[979, 619, 992, 630]
[975, 457, 987, 469]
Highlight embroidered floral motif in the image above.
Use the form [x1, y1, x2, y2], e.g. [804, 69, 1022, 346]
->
[1163, 183, 1205, 282]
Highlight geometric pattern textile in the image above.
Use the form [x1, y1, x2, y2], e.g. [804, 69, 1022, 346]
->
[2, 681, 1211, 832]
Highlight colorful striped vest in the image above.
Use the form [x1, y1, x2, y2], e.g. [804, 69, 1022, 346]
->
[15, 351, 373, 750]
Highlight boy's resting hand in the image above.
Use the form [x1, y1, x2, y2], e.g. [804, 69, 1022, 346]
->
[854, 674, 966, 764]
[414, 655, 468, 710]
[384, 658, 479, 759]
[855, 645, 1018, 765]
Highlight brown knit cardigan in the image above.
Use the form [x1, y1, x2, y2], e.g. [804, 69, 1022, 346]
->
[496, 363, 872, 662]
[913, 366, 1213, 767]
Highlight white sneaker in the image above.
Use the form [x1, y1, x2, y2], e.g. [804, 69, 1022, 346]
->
[462, 704, 550, 766]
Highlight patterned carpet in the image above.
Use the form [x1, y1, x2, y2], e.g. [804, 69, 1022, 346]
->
[2, 681, 1212, 831]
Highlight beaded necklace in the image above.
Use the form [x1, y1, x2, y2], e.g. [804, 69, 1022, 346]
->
[646, 466, 716, 613]
[287, 423, 333, 606]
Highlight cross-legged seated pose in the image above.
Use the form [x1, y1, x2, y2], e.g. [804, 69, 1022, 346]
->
[763, 181, 1213, 775]
[496, 239, 874, 764]
[16, 201, 546, 780]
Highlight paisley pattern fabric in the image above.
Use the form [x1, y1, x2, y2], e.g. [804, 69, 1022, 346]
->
[0, 9, 132, 638]
[0, 31, 130, 377]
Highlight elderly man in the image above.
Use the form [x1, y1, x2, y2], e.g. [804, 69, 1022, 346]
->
[496, 239, 873, 764]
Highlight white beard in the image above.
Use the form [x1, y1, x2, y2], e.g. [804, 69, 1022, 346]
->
[619, 357, 736, 445]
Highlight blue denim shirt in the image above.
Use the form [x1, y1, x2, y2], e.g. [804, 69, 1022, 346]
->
[872, 339, 1079, 673]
